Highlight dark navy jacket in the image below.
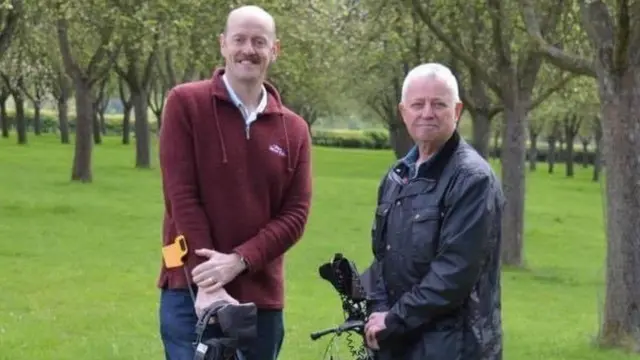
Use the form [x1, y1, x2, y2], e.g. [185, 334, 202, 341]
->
[369, 131, 505, 360]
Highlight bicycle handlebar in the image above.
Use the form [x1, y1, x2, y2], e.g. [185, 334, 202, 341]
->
[309, 319, 365, 341]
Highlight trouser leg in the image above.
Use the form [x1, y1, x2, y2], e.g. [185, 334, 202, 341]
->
[159, 287, 198, 360]
[240, 309, 285, 360]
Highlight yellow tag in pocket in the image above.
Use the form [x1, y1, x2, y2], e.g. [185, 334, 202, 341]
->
[162, 235, 188, 268]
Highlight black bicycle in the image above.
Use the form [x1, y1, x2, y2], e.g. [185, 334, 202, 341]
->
[192, 253, 377, 360]
[309, 253, 376, 360]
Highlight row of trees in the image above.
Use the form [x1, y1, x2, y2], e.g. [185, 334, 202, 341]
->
[1, 0, 638, 351]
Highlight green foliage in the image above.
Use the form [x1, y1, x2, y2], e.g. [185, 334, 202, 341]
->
[152, 0, 228, 83]
[264, 1, 364, 123]
[529, 65, 600, 138]
[45, 0, 123, 70]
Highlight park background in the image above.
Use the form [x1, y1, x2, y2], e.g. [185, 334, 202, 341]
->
[0, 1, 639, 359]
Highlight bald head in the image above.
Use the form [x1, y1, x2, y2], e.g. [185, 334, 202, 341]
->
[219, 5, 280, 84]
[224, 5, 276, 39]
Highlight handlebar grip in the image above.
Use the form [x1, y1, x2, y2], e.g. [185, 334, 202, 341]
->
[310, 328, 335, 340]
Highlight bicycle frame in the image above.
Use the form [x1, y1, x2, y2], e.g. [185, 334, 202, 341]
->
[309, 253, 377, 360]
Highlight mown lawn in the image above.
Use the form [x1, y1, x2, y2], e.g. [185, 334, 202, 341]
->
[0, 135, 636, 360]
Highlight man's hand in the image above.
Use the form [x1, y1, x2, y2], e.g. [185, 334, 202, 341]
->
[194, 287, 239, 319]
[191, 249, 246, 293]
[364, 311, 388, 350]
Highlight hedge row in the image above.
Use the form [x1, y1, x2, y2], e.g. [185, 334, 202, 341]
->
[312, 129, 390, 149]
[2, 110, 597, 164]
[1, 109, 156, 134]
[310, 129, 598, 164]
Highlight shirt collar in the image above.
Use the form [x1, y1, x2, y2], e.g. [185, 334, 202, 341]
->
[400, 145, 439, 179]
[222, 73, 268, 113]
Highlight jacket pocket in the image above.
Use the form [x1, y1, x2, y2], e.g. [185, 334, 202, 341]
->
[410, 206, 442, 261]
[416, 328, 463, 360]
[372, 202, 392, 256]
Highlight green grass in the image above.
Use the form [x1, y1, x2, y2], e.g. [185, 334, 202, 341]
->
[0, 134, 636, 360]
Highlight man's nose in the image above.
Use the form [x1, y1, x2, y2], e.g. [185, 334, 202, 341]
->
[420, 104, 434, 118]
[240, 41, 257, 54]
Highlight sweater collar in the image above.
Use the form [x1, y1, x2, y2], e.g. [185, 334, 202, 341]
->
[210, 67, 283, 115]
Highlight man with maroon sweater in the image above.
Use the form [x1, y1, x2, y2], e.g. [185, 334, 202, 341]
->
[157, 5, 312, 360]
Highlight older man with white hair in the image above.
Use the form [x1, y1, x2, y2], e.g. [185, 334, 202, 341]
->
[363, 63, 505, 360]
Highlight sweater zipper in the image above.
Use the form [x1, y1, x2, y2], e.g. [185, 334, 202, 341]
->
[245, 123, 250, 139]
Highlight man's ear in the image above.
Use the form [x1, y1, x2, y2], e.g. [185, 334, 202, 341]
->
[219, 33, 226, 54]
[455, 102, 464, 121]
[271, 38, 281, 62]
[398, 102, 406, 119]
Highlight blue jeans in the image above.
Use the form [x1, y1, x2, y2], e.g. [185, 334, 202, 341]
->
[159, 287, 285, 360]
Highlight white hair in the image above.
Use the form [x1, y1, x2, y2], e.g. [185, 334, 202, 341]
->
[401, 63, 460, 103]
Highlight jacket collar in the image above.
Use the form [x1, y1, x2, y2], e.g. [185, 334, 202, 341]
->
[392, 131, 461, 181]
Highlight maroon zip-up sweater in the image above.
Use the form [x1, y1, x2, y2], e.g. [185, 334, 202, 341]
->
[157, 68, 312, 309]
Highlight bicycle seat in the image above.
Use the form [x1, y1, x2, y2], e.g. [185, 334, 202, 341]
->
[194, 301, 258, 360]
[318, 253, 368, 302]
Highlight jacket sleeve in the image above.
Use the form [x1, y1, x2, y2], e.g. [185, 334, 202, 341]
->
[159, 88, 214, 264]
[367, 258, 390, 312]
[233, 127, 312, 273]
[378, 171, 497, 339]
[368, 172, 391, 312]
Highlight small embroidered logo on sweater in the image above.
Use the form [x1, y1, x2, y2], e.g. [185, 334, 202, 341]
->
[269, 144, 286, 157]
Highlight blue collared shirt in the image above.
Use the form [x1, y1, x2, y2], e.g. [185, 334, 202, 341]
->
[400, 145, 438, 179]
[222, 73, 268, 128]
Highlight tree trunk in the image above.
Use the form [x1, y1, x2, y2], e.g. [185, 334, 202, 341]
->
[93, 112, 102, 145]
[593, 121, 603, 182]
[0, 93, 8, 138]
[156, 109, 163, 130]
[99, 112, 106, 136]
[132, 89, 151, 168]
[597, 68, 640, 349]
[565, 133, 575, 177]
[388, 122, 414, 159]
[581, 139, 590, 168]
[499, 90, 527, 267]
[58, 96, 70, 144]
[32, 103, 41, 135]
[148, 87, 165, 131]
[71, 79, 94, 182]
[470, 110, 491, 158]
[119, 79, 132, 144]
[593, 145, 602, 182]
[492, 128, 500, 159]
[98, 111, 107, 136]
[122, 106, 131, 144]
[528, 132, 538, 171]
[13, 94, 26, 145]
[547, 137, 556, 174]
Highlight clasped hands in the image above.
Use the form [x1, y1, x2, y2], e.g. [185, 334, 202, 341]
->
[364, 311, 388, 350]
[191, 248, 246, 293]
[191, 248, 246, 318]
